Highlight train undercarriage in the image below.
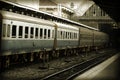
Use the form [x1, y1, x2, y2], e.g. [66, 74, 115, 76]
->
[0, 46, 104, 71]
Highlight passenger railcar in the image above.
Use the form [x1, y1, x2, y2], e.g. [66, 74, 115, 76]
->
[0, 0, 109, 68]
[1, 11, 55, 55]
[55, 22, 79, 49]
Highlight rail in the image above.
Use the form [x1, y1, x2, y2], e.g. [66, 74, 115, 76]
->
[40, 53, 112, 80]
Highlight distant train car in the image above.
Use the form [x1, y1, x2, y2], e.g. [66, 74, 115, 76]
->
[79, 27, 93, 48]
[94, 30, 109, 48]
[55, 22, 79, 49]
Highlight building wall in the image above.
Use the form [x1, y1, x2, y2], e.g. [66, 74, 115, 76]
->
[77, 4, 112, 29]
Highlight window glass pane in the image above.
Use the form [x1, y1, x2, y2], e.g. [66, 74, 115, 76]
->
[30, 27, 34, 38]
[68, 32, 69, 39]
[48, 29, 50, 39]
[61, 31, 62, 39]
[66, 32, 67, 39]
[77, 33, 78, 39]
[25, 27, 29, 38]
[44, 29, 47, 39]
[2, 24, 6, 37]
[75, 33, 77, 39]
[74, 33, 75, 39]
[70, 32, 72, 39]
[57, 31, 59, 38]
[35, 28, 38, 38]
[40, 28, 43, 38]
[19, 26, 23, 38]
[52, 30, 54, 38]
[12, 25, 16, 38]
[7, 24, 10, 37]
[63, 31, 65, 39]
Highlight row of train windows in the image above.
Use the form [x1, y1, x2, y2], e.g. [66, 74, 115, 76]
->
[2, 24, 78, 39]
[2, 24, 53, 39]
[57, 31, 78, 39]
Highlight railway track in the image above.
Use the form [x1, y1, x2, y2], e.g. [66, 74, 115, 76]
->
[0, 49, 117, 80]
[40, 53, 113, 80]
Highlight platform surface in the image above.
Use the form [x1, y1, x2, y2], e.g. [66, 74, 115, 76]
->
[74, 53, 120, 80]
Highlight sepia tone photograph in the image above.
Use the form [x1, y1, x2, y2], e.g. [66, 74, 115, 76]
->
[0, 0, 120, 80]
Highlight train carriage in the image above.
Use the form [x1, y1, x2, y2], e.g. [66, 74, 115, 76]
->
[79, 27, 93, 48]
[55, 22, 79, 49]
[1, 11, 55, 55]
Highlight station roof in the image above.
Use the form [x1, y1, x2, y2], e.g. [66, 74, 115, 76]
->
[52, 0, 120, 22]
[51, 0, 94, 16]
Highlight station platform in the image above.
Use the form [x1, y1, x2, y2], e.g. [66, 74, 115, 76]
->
[74, 53, 120, 80]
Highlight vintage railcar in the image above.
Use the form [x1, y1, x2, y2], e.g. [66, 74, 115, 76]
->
[0, 0, 109, 68]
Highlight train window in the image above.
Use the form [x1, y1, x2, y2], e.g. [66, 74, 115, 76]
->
[76, 33, 78, 39]
[69, 32, 71, 39]
[68, 32, 70, 39]
[12, 25, 17, 38]
[2, 24, 6, 37]
[70, 32, 72, 39]
[70, 32, 71, 39]
[71, 32, 73, 39]
[19, 26, 23, 38]
[60, 31, 63, 39]
[66, 32, 67, 39]
[30, 27, 34, 38]
[74, 33, 75, 39]
[75, 33, 77, 39]
[59, 31, 61, 38]
[48, 29, 50, 39]
[44, 29, 47, 39]
[77, 33, 78, 39]
[25, 27, 29, 38]
[40, 28, 43, 39]
[7, 24, 10, 37]
[52, 30, 54, 38]
[35, 28, 38, 39]
[63, 31, 65, 39]
[57, 31, 59, 38]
